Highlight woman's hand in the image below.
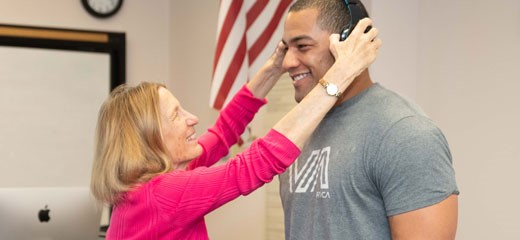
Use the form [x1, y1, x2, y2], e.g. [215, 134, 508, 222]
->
[267, 41, 288, 75]
[247, 41, 288, 99]
[323, 18, 382, 92]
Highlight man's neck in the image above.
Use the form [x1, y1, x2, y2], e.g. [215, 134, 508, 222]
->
[334, 70, 373, 107]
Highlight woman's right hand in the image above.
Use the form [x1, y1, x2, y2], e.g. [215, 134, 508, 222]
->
[322, 18, 382, 92]
[266, 41, 288, 75]
[247, 41, 288, 99]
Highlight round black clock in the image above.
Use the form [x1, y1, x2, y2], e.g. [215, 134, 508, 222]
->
[81, 0, 124, 19]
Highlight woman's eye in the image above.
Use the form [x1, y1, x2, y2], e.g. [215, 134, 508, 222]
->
[170, 113, 178, 121]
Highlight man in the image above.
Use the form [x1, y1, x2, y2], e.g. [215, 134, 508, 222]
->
[278, 0, 459, 239]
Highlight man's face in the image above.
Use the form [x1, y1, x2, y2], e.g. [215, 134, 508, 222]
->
[282, 8, 336, 103]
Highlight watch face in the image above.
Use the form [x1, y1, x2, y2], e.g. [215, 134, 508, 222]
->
[82, 0, 123, 18]
[326, 84, 339, 96]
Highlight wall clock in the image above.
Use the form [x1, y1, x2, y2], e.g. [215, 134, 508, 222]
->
[81, 0, 124, 19]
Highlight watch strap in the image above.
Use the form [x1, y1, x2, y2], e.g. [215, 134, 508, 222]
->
[319, 79, 342, 98]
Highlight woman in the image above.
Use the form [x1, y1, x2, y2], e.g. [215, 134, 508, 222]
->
[91, 19, 380, 239]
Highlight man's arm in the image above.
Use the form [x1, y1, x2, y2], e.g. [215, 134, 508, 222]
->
[388, 194, 458, 240]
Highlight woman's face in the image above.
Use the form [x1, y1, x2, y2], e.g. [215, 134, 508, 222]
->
[158, 87, 202, 169]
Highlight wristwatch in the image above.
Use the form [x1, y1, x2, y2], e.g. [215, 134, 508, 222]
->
[319, 79, 342, 98]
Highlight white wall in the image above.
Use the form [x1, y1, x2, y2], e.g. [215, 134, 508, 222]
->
[169, 1, 219, 138]
[371, 0, 419, 99]
[417, 0, 520, 239]
[0, 0, 171, 86]
[372, 1, 520, 239]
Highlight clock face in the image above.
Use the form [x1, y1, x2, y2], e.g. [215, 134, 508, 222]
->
[81, 0, 123, 18]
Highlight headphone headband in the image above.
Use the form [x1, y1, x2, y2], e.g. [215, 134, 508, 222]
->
[340, 0, 369, 41]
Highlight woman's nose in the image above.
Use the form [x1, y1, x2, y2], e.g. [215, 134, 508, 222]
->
[185, 111, 199, 126]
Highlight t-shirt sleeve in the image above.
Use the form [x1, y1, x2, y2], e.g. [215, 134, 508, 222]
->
[374, 116, 459, 216]
[187, 85, 267, 169]
[152, 129, 300, 226]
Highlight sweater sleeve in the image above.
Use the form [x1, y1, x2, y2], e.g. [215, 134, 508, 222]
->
[186, 85, 267, 170]
[152, 129, 300, 227]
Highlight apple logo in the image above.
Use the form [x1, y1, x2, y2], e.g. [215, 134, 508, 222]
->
[38, 205, 51, 222]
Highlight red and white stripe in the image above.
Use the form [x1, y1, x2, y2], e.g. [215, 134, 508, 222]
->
[210, 0, 293, 110]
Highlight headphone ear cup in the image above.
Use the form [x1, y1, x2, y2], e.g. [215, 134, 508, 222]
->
[340, 1, 369, 41]
[340, 28, 350, 41]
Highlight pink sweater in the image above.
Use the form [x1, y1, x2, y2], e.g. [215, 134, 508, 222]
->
[106, 86, 300, 240]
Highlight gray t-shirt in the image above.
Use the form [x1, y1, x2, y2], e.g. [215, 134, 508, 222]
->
[279, 83, 459, 240]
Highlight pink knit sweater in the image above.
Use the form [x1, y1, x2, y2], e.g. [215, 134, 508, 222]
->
[106, 86, 300, 239]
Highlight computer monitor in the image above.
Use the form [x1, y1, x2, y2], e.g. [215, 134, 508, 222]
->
[0, 187, 102, 240]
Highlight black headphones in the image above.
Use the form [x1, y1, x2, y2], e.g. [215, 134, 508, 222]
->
[340, 0, 370, 41]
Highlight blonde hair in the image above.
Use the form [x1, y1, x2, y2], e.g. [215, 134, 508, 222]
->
[91, 82, 173, 204]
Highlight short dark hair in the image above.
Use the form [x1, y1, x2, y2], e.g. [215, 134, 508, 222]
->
[288, 0, 369, 34]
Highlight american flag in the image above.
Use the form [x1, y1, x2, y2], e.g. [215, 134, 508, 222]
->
[210, 0, 293, 110]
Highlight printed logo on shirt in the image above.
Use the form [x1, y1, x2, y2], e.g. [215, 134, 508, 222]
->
[287, 147, 330, 199]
